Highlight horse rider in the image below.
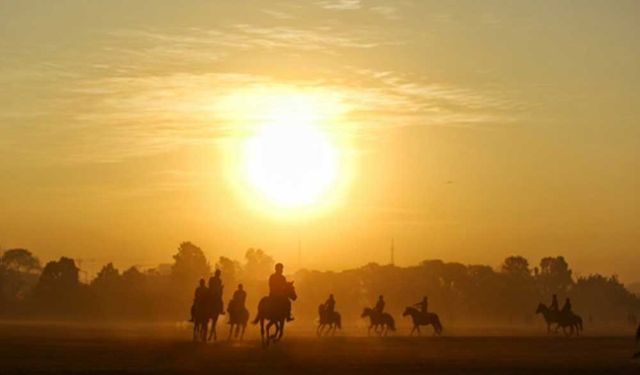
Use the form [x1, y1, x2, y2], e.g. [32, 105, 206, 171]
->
[228, 283, 247, 318]
[269, 263, 294, 321]
[561, 297, 572, 317]
[414, 296, 428, 316]
[190, 278, 208, 322]
[323, 294, 336, 318]
[208, 269, 225, 315]
[550, 294, 559, 313]
[374, 295, 385, 316]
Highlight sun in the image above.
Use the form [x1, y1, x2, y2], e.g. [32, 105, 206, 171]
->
[243, 99, 338, 208]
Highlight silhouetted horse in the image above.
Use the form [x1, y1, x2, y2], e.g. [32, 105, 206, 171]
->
[207, 286, 224, 341]
[317, 304, 341, 336]
[402, 306, 443, 336]
[361, 308, 395, 336]
[253, 282, 297, 346]
[536, 303, 583, 337]
[227, 300, 249, 341]
[192, 300, 209, 342]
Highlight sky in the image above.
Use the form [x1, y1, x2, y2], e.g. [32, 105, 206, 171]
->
[0, 0, 638, 281]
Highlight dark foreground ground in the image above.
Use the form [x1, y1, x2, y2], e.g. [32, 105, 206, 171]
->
[0, 323, 638, 374]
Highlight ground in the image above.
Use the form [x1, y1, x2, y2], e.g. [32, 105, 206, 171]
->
[0, 322, 638, 374]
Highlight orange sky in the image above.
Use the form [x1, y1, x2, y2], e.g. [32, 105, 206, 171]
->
[0, 1, 638, 281]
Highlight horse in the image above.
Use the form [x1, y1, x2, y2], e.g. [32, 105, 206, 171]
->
[361, 307, 395, 336]
[252, 281, 297, 347]
[535, 303, 583, 337]
[192, 299, 209, 342]
[227, 300, 249, 341]
[317, 304, 341, 336]
[206, 287, 224, 342]
[402, 306, 443, 336]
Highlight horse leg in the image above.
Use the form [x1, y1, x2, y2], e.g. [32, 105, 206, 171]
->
[240, 324, 246, 340]
[198, 321, 205, 342]
[228, 323, 233, 341]
[193, 322, 198, 342]
[317, 323, 323, 337]
[260, 319, 266, 347]
[278, 320, 285, 341]
[208, 316, 216, 341]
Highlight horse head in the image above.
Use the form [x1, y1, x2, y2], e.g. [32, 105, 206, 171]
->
[361, 307, 372, 318]
[535, 302, 546, 314]
[286, 281, 297, 301]
[402, 307, 413, 317]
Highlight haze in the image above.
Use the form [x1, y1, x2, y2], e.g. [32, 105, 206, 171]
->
[0, 0, 638, 281]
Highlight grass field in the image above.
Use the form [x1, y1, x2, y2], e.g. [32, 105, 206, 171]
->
[0, 322, 638, 374]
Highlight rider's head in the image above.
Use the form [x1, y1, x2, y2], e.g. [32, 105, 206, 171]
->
[238, 283, 243, 290]
[214, 269, 221, 277]
[275, 263, 284, 274]
[379, 295, 383, 300]
[199, 278, 205, 287]
[329, 294, 334, 299]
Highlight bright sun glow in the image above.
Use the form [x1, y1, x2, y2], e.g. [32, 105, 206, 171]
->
[243, 93, 339, 208]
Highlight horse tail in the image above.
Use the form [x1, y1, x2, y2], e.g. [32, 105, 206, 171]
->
[336, 313, 342, 329]
[388, 315, 396, 331]
[434, 315, 443, 334]
[252, 309, 261, 325]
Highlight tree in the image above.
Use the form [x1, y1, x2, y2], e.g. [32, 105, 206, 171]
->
[0, 249, 41, 308]
[1, 249, 41, 274]
[91, 263, 121, 290]
[36, 257, 80, 292]
[537, 256, 573, 294]
[501, 256, 532, 280]
[171, 242, 210, 285]
[244, 248, 274, 281]
[122, 266, 145, 285]
[217, 256, 242, 286]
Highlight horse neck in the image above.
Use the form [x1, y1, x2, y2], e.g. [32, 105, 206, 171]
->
[540, 306, 551, 319]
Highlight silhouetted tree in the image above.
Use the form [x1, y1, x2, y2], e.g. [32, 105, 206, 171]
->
[1, 249, 41, 274]
[537, 256, 573, 295]
[244, 248, 274, 281]
[34, 257, 84, 315]
[217, 256, 241, 286]
[0, 249, 41, 312]
[501, 256, 532, 280]
[36, 257, 80, 292]
[171, 242, 210, 286]
[91, 263, 121, 290]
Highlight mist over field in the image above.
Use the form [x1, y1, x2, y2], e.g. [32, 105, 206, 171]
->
[2, 244, 638, 332]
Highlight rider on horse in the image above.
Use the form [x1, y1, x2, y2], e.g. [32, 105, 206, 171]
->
[228, 283, 246, 317]
[374, 295, 385, 316]
[190, 278, 208, 322]
[269, 263, 294, 321]
[413, 296, 428, 316]
[561, 298, 572, 316]
[208, 270, 225, 315]
[550, 294, 559, 313]
[324, 294, 336, 315]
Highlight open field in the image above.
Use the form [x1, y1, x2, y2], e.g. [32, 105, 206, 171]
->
[0, 322, 638, 374]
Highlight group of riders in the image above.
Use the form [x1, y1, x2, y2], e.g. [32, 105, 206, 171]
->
[190, 263, 292, 326]
[190, 262, 582, 340]
[190, 262, 436, 337]
[549, 294, 574, 319]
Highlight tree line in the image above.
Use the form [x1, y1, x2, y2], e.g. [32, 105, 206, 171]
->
[0, 243, 638, 326]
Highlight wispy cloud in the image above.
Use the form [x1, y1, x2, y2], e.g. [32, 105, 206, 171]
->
[1, 18, 519, 165]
